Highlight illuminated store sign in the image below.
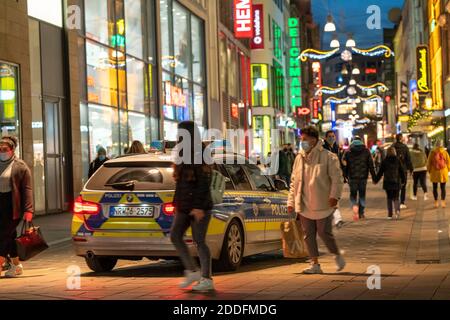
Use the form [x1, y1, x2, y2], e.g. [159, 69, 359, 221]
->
[288, 17, 301, 111]
[251, 4, 264, 49]
[234, 0, 253, 38]
[416, 45, 430, 93]
[164, 82, 187, 107]
[231, 103, 239, 119]
[297, 107, 310, 116]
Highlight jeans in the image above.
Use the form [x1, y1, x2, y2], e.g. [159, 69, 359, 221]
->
[433, 183, 446, 200]
[170, 211, 212, 279]
[413, 171, 427, 195]
[385, 189, 400, 217]
[299, 214, 340, 258]
[349, 179, 367, 217]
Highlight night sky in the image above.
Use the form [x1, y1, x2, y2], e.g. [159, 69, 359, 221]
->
[312, 0, 405, 49]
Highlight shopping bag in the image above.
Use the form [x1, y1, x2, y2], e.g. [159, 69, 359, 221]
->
[280, 220, 308, 259]
[15, 221, 49, 261]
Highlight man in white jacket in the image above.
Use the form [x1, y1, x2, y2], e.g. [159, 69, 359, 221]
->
[288, 126, 346, 274]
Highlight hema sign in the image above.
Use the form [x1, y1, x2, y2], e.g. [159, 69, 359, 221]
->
[234, 0, 253, 38]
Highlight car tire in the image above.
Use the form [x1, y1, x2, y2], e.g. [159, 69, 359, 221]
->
[215, 220, 244, 272]
[85, 256, 118, 273]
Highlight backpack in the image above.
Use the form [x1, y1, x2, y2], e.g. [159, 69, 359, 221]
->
[433, 151, 446, 170]
[210, 169, 226, 205]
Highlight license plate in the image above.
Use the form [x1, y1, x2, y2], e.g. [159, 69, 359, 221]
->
[109, 206, 155, 217]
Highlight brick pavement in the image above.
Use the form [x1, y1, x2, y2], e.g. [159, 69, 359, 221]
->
[2, 183, 450, 300]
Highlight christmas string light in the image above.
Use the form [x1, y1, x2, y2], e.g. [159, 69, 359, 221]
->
[299, 48, 340, 62]
[351, 45, 394, 58]
[316, 85, 347, 96]
[357, 83, 389, 93]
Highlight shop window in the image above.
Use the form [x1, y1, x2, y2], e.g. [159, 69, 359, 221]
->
[0, 62, 20, 142]
[191, 15, 205, 85]
[252, 64, 269, 107]
[194, 85, 205, 130]
[85, 0, 115, 46]
[124, 0, 145, 59]
[126, 58, 146, 112]
[228, 45, 238, 98]
[172, 2, 190, 79]
[219, 35, 227, 93]
[88, 104, 120, 159]
[129, 111, 147, 146]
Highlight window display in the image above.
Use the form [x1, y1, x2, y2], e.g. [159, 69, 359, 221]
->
[0, 62, 20, 140]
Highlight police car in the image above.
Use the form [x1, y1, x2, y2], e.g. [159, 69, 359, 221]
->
[72, 152, 293, 273]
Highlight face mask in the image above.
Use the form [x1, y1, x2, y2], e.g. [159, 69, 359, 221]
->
[99, 155, 106, 161]
[327, 137, 336, 145]
[0, 152, 13, 162]
[301, 141, 312, 152]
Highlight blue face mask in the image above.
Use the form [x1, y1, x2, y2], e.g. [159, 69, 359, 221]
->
[0, 152, 13, 162]
[99, 155, 106, 162]
[301, 141, 312, 153]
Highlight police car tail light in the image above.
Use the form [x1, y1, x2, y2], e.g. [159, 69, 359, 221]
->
[162, 203, 175, 216]
[73, 196, 101, 215]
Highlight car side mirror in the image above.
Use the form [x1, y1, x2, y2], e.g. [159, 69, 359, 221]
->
[274, 179, 289, 191]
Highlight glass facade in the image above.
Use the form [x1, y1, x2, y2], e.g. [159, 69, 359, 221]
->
[160, 0, 207, 137]
[81, 0, 159, 181]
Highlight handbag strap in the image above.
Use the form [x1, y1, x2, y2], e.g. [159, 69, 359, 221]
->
[20, 220, 35, 235]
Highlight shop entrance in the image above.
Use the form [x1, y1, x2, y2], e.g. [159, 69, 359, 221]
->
[43, 98, 65, 213]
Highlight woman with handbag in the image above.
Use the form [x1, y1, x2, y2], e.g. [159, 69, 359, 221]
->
[0, 136, 33, 278]
[170, 121, 214, 292]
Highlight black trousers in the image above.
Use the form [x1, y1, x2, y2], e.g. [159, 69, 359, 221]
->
[400, 172, 408, 204]
[385, 189, 400, 217]
[433, 183, 446, 201]
[413, 171, 428, 195]
[0, 192, 20, 258]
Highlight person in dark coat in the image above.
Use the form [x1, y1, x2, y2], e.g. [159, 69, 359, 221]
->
[278, 144, 292, 186]
[374, 147, 407, 219]
[88, 147, 109, 178]
[323, 130, 339, 154]
[171, 121, 214, 292]
[343, 137, 376, 220]
[392, 133, 413, 209]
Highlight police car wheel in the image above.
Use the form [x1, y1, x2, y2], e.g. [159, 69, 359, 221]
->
[215, 220, 244, 271]
[85, 256, 118, 273]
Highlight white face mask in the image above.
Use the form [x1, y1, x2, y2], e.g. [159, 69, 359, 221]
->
[0, 151, 13, 162]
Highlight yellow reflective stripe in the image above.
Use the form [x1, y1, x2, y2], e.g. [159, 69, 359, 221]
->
[80, 192, 104, 203]
[245, 221, 266, 232]
[157, 192, 175, 203]
[93, 232, 165, 238]
[99, 219, 162, 231]
[265, 221, 284, 231]
[186, 219, 227, 236]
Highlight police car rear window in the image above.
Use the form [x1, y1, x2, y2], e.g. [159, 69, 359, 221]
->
[86, 162, 175, 191]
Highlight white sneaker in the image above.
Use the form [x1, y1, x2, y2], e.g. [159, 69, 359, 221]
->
[302, 264, 323, 274]
[395, 211, 400, 220]
[335, 255, 346, 272]
[4, 264, 23, 278]
[411, 195, 417, 201]
[179, 270, 201, 289]
[387, 216, 393, 220]
[424, 193, 429, 201]
[400, 204, 407, 209]
[192, 278, 215, 292]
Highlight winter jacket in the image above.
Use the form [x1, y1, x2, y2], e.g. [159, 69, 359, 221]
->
[427, 147, 450, 183]
[10, 157, 34, 220]
[88, 157, 109, 178]
[392, 142, 413, 172]
[343, 144, 376, 181]
[374, 156, 406, 191]
[174, 164, 213, 213]
[287, 143, 344, 220]
[323, 141, 339, 155]
[278, 150, 290, 176]
[410, 148, 428, 172]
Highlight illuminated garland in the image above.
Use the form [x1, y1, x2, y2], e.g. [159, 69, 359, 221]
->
[325, 96, 350, 104]
[316, 85, 347, 96]
[357, 83, 388, 93]
[407, 109, 432, 130]
[360, 94, 383, 102]
[351, 45, 394, 58]
[299, 48, 339, 62]
[326, 95, 383, 104]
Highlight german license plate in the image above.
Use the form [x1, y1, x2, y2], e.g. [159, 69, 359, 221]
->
[110, 206, 155, 217]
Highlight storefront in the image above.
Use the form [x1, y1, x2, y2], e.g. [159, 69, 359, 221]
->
[160, 0, 207, 139]
[78, 0, 159, 182]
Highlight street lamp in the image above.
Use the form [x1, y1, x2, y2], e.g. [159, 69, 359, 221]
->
[330, 34, 340, 48]
[346, 36, 356, 48]
[324, 15, 336, 32]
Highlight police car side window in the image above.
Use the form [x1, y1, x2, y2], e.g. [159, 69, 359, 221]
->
[224, 165, 252, 191]
[245, 164, 272, 191]
[214, 164, 235, 190]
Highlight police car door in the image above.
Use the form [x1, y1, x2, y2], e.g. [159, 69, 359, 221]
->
[223, 164, 265, 243]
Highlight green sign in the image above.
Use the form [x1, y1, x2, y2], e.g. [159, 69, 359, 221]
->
[273, 22, 283, 61]
[288, 18, 301, 110]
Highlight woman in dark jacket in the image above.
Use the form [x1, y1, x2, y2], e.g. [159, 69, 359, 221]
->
[0, 136, 33, 277]
[374, 147, 406, 220]
[170, 121, 214, 292]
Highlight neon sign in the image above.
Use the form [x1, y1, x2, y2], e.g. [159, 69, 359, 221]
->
[416, 45, 430, 93]
[251, 4, 264, 49]
[234, 0, 253, 38]
[288, 17, 301, 111]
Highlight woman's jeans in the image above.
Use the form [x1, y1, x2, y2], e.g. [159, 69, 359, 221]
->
[170, 211, 212, 279]
[385, 189, 400, 217]
[413, 171, 427, 195]
[433, 183, 446, 200]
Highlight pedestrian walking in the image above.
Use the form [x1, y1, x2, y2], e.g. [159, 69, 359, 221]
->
[323, 130, 345, 228]
[0, 136, 34, 277]
[127, 140, 147, 154]
[343, 137, 376, 220]
[373, 140, 385, 174]
[287, 126, 345, 274]
[373, 147, 406, 220]
[410, 143, 428, 201]
[427, 140, 450, 208]
[170, 121, 214, 292]
[88, 147, 109, 178]
[392, 133, 414, 209]
[278, 145, 292, 186]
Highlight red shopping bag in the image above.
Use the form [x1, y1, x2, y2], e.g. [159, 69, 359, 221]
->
[15, 221, 49, 261]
